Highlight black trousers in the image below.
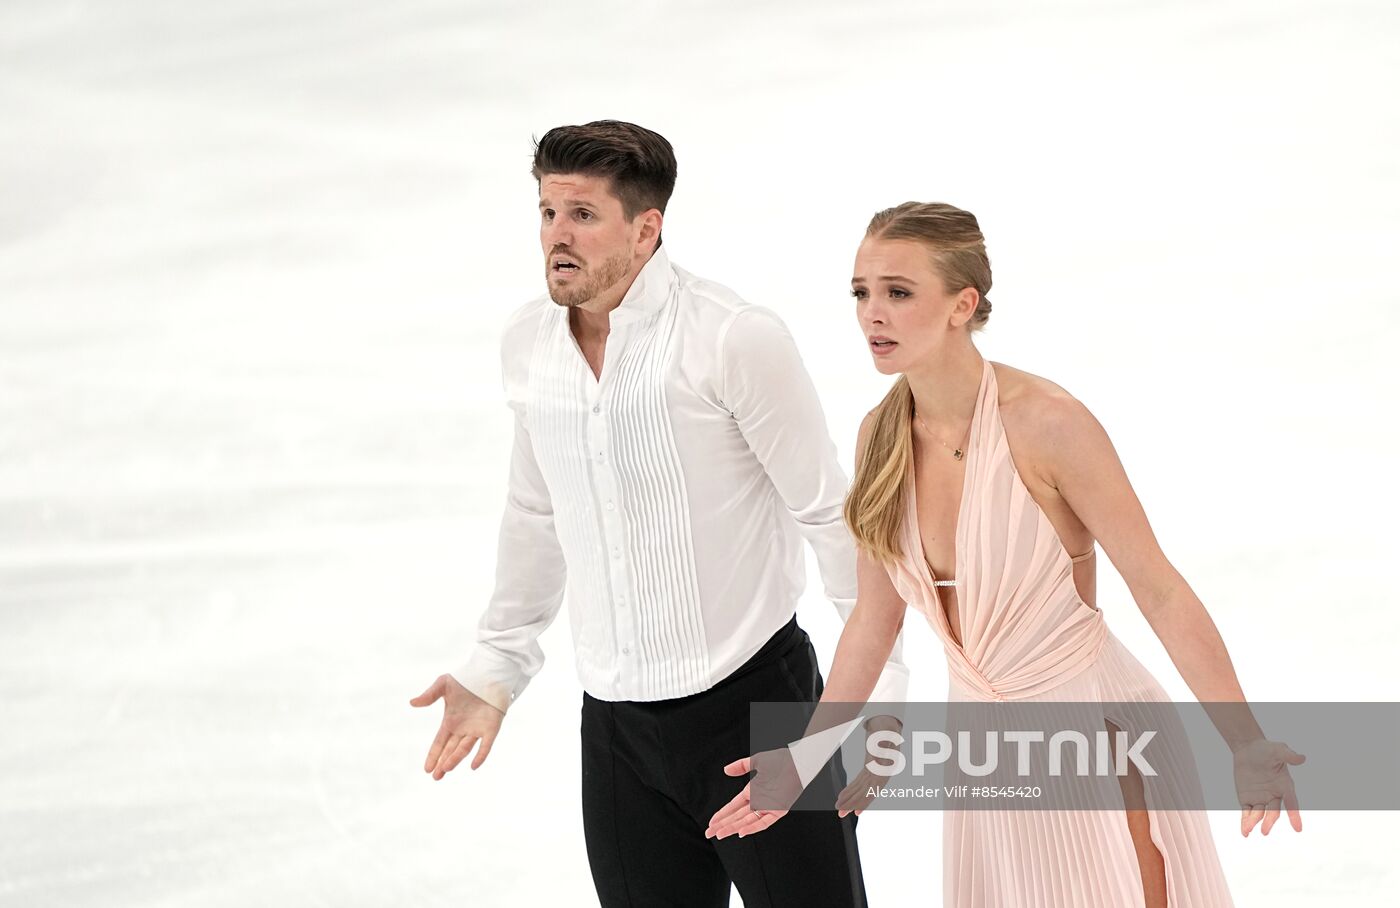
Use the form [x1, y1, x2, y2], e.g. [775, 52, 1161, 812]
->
[581, 617, 867, 908]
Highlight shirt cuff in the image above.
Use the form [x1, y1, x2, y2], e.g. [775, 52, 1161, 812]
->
[451, 647, 528, 714]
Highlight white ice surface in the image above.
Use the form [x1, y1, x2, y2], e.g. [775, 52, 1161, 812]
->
[2, 1, 1398, 905]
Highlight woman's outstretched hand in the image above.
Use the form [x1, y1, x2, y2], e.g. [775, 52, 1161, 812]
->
[835, 716, 903, 817]
[704, 748, 803, 840]
[834, 765, 888, 818]
[1233, 738, 1305, 836]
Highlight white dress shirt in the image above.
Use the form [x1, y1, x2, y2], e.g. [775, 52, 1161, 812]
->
[453, 246, 908, 711]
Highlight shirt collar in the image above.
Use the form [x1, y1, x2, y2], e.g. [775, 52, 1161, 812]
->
[606, 245, 676, 327]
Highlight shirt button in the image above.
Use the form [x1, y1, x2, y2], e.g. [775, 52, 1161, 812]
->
[621, 647, 630, 656]
[606, 501, 615, 511]
[611, 546, 620, 558]
[592, 405, 600, 414]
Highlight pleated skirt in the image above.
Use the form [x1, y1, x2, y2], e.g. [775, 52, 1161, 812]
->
[942, 632, 1235, 907]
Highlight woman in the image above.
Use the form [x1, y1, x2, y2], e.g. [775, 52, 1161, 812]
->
[705, 203, 1304, 906]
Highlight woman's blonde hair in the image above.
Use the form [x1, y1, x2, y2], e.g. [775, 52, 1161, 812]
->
[842, 202, 993, 564]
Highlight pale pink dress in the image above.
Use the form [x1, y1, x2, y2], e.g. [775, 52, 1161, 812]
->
[885, 359, 1234, 907]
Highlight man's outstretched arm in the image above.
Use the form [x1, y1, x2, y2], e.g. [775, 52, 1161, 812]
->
[411, 331, 568, 778]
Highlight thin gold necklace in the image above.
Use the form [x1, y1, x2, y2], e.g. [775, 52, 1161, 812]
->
[914, 409, 972, 461]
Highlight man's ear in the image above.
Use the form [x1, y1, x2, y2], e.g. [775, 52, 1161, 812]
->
[635, 209, 664, 254]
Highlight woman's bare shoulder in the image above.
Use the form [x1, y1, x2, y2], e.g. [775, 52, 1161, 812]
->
[990, 361, 1094, 439]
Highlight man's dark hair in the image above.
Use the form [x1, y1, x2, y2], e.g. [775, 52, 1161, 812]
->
[531, 120, 677, 224]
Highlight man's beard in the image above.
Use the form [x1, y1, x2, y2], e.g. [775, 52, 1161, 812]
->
[547, 251, 630, 309]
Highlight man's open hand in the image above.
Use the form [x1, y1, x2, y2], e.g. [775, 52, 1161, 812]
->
[409, 675, 505, 779]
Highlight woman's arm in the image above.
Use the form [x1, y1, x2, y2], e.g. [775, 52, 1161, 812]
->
[799, 411, 908, 724]
[1032, 393, 1265, 749]
[823, 550, 908, 705]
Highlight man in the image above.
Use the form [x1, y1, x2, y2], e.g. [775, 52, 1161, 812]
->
[410, 120, 907, 907]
